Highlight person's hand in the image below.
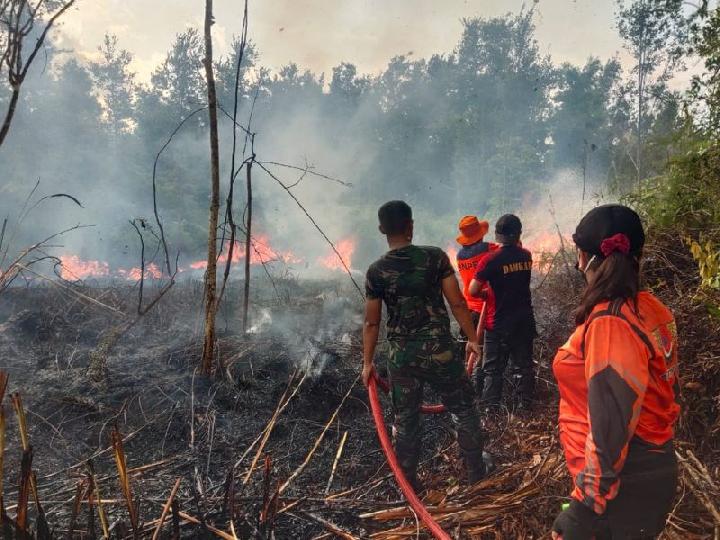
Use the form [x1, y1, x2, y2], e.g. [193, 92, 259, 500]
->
[551, 500, 596, 540]
[466, 340, 481, 357]
[362, 364, 375, 387]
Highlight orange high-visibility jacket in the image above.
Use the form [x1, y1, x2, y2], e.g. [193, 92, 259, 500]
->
[456, 241, 498, 315]
[553, 291, 680, 514]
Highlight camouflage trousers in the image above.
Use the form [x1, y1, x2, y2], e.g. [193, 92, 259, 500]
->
[387, 338, 485, 484]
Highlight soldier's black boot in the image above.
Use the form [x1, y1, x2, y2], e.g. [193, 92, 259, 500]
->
[465, 450, 496, 484]
[467, 451, 497, 484]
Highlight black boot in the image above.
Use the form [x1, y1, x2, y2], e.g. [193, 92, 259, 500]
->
[465, 450, 495, 484]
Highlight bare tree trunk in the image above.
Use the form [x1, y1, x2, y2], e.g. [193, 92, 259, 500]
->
[636, 5, 646, 189]
[201, 0, 221, 375]
[637, 56, 644, 188]
[242, 162, 252, 333]
[0, 87, 19, 148]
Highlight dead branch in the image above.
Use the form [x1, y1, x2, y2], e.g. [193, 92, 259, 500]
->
[677, 449, 720, 526]
[16, 448, 31, 533]
[66, 480, 84, 540]
[0, 1, 77, 148]
[0, 371, 6, 406]
[325, 430, 349, 495]
[111, 428, 139, 534]
[0, 223, 94, 293]
[129, 218, 147, 314]
[255, 161, 364, 297]
[279, 376, 359, 494]
[241, 371, 307, 484]
[300, 511, 359, 540]
[152, 478, 182, 540]
[175, 510, 236, 540]
[242, 158, 253, 333]
[259, 161, 353, 188]
[86, 461, 110, 539]
[216, 0, 250, 315]
[151, 107, 207, 277]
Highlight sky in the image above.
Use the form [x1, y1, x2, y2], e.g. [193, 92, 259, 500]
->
[56, 0, 628, 82]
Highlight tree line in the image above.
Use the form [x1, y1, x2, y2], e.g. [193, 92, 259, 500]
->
[0, 1, 717, 266]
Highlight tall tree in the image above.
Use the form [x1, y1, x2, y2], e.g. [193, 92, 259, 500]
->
[200, 0, 221, 374]
[139, 27, 205, 133]
[447, 9, 554, 211]
[215, 36, 258, 108]
[88, 33, 136, 134]
[616, 0, 688, 185]
[550, 58, 623, 179]
[689, 3, 720, 136]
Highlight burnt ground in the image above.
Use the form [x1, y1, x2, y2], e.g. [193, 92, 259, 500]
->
[0, 263, 718, 539]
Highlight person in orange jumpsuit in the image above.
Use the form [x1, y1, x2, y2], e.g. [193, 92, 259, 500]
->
[455, 216, 497, 331]
[551, 205, 680, 540]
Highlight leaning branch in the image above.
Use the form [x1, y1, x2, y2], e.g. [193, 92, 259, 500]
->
[152, 106, 207, 277]
[255, 161, 363, 298]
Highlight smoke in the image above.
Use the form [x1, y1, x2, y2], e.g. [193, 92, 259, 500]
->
[518, 168, 614, 249]
[0, 9, 623, 286]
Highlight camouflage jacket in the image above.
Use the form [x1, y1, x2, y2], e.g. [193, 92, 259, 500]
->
[365, 244, 454, 341]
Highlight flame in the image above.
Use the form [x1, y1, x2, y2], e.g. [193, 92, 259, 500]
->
[188, 235, 301, 271]
[189, 260, 208, 270]
[525, 231, 570, 254]
[249, 236, 301, 265]
[59, 255, 110, 280]
[524, 231, 574, 272]
[60, 255, 166, 281]
[117, 263, 163, 281]
[319, 238, 355, 271]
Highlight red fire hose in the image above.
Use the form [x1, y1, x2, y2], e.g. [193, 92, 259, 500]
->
[366, 305, 487, 539]
[367, 376, 451, 540]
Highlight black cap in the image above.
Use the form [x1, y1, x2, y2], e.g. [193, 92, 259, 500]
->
[573, 204, 645, 257]
[495, 214, 522, 237]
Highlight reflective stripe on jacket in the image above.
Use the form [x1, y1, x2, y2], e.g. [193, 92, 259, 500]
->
[552, 291, 680, 514]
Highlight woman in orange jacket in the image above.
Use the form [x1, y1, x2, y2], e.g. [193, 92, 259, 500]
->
[551, 205, 680, 540]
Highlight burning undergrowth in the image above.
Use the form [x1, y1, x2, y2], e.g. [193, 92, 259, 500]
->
[0, 238, 718, 539]
[56, 234, 357, 282]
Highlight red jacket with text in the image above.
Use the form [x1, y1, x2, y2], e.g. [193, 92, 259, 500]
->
[552, 291, 680, 514]
[456, 241, 498, 317]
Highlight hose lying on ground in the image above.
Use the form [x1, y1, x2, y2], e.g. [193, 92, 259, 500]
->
[367, 376, 451, 540]
[366, 305, 487, 537]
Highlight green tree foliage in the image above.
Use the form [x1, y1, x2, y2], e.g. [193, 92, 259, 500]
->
[550, 59, 623, 181]
[633, 140, 720, 231]
[215, 37, 259, 108]
[616, 0, 689, 185]
[88, 34, 137, 134]
[689, 4, 720, 136]
[137, 28, 206, 139]
[2, 7, 714, 267]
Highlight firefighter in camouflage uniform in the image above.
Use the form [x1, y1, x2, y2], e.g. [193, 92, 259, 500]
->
[362, 200, 491, 490]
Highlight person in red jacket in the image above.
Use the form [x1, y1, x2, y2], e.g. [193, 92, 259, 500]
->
[552, 205, 680, 540]
[469, 215, 536, 409]
[455, 215, 498, 329]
